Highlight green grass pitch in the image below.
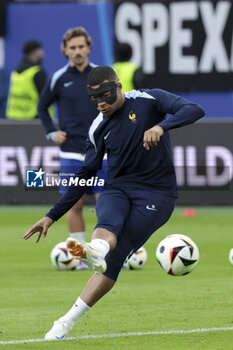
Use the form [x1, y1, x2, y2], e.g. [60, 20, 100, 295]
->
[0, 205, 232, 349]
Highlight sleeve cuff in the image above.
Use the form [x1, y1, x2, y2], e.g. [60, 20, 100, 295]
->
[157, 123, 167, 131]
[46, 131, 56, 141]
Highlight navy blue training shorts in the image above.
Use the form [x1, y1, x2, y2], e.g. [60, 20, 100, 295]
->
[95, 187, 176, 281]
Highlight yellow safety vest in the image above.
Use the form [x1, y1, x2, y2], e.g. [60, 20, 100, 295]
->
[6, 66, 41, 120]
[113, 62, 137, 93]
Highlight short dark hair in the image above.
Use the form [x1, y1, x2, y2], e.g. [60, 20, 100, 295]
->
[22, 40, 42, 55]
[115, 43, 132, 62]
[87, 66, 118, 86]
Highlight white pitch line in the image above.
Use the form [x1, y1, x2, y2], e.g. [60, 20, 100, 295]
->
[0, 327, 233, 345]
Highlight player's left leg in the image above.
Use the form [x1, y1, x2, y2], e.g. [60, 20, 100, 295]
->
[72, 188, 176, 297]
[67, 188, 131, 272]
[68, 190, 176, 284]
[103, 189, 176, 281]
[67, 227, 116, 274]
[123, 189, 176, 251]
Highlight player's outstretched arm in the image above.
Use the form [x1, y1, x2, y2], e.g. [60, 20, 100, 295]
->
[23, 217, 53, 243]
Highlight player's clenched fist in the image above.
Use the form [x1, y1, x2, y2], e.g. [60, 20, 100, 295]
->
[143, 125, 164, 150]
[54, 130, 67, 144]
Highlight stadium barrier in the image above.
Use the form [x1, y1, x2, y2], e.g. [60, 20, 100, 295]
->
[0, 120, 232, 205]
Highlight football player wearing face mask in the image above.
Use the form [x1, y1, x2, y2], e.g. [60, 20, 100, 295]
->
[24, 66, 205, 341]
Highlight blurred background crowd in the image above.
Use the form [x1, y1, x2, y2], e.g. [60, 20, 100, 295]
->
[0, 0, 232, 206]
[1, 0, 233, 120]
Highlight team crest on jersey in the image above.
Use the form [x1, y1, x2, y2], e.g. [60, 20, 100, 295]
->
[129, 111, 137, 124]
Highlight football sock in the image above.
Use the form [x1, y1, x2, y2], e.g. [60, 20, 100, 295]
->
[59, 297, 90, 328]
[90, 238, 110, 257]
[70, 232, 85, 241]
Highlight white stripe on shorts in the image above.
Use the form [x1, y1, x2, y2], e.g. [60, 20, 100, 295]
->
[59, 151, 85, 161]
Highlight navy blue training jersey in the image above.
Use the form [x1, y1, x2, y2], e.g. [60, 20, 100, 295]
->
[46, 89, 205, 221]
[38, 63, 98, 154]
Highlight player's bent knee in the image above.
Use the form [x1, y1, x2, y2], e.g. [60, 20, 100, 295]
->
[70, 201, 84, 213]
[92, 227, 117, 250]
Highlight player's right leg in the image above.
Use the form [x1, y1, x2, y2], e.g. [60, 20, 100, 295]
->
[45, 244, 117, 340]
[45, 274, 115, 340]
[45, 189, 131, 340]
